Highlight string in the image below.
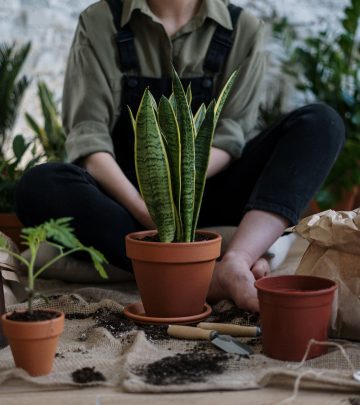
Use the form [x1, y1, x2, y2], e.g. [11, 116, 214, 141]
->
[274, 339, 359, 405]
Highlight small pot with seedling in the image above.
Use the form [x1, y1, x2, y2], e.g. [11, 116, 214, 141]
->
[0, 218, 108, 376]
[125, 68, 237, 320]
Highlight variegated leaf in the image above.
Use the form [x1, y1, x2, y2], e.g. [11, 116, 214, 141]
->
[172, 67, 196, 242]
[192, 100, 216, 237]
[134, 89, 176, 242]
[158, 96, 183, 241]
[214, 70, 238, 125]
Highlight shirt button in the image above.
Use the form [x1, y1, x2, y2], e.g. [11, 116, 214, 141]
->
[127, 78, 138, 88]
[202, 78, 212, 89]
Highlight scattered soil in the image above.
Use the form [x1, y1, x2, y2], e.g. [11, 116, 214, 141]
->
[92, 308, 135, 337]
[246, 338, 262, 347]
[46, 294, 63, 300]
[137, 324, 171, 342]
[71, 367, 106, 384]
[349, 398, 360, 405]
[138, 350, 230, 385]
[65, 312, 93, 320]
[211, 307, 260, 325]
[55, 352, 65, 359]
[7, 310, 61, 322]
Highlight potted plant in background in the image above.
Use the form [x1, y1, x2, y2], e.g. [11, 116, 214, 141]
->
[125, 69, 237, 322]
[0, 217, 108, 376]
[0, 42, 32, 246]
[0, 42, 67, 248]
[25, 80, 67, 162]
[285, 0, 360, 210]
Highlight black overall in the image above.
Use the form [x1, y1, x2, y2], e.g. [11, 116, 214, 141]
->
[15, 1, 345, 273]
[105, 0, 242, 185]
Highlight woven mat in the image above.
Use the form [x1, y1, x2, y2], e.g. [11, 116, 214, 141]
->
[1, 281, 360, 393]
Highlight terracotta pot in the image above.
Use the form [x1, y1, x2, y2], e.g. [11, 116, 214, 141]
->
[255, 275, 337, 361]
[126, 230, 222, 318]
[335, 186, 360, 211]
[0, 213, 23, 250]
[1, 309, 65, 376]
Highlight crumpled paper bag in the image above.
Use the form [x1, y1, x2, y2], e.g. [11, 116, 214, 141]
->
[294, 209, 360, 340]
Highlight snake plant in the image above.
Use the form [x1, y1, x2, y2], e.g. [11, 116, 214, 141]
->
[129, 68, 237, 243]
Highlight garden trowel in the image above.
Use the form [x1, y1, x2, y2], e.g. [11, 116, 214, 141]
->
[167, 325, 254, 357]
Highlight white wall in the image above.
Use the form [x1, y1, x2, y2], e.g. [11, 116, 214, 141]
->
[0, 0, 348, 136]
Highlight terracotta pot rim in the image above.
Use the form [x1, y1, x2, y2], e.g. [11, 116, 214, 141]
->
[255, 275, 337, 297]
[2, 309, 64, 325]
[126, 229, 221, 246]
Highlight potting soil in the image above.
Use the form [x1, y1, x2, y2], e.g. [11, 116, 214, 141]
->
[1, 281, 360, 393]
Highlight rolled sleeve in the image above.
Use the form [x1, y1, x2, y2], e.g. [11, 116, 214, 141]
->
[62, 13, 116, 163]
[213, 15, 265, 159]
[65, 121, 114, 163]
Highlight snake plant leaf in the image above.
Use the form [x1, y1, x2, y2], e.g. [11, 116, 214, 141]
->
[192, 100, 216, 237]
[186, 84, 192, 108]
[172, 67, 196, 242]
[194, 103, 206, 135]
[214, 70, 238, 125]
[169, 93, 177, 114]
[134, 88, 176, 242]
[158, 95, 183, 241]
[128, 106, 136, 133]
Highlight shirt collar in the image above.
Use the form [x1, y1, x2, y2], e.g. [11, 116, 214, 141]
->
[121, 0, 233, 30]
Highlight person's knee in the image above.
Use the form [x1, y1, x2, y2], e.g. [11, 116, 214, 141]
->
[289, 103, 345, 154]
[15, 162, 79, 224]
[304, 103, 345, 147]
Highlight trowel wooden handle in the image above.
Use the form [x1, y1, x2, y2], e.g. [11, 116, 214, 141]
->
[167, 325, 213, 340]
[197, 322, 260, 337]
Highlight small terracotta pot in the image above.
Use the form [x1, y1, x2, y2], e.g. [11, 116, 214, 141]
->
[1, 309, 65, 376]
[126, 230, 222, 318]
[255, 275, 337, 361]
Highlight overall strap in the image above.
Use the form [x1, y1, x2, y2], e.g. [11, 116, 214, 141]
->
[105, 0, 140, 71]
[204, 4, 242, 73]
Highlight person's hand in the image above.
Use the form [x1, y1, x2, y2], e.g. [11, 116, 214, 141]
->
[131, 198, 156, 230]
[207, 252, 270, 312]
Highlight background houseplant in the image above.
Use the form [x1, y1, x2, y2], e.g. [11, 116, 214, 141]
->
[25, 81, 67, 163]
[0, 42, 33, 245]
[0, 42, 67, 246]
[0, 217, 108, 376]
[125, 69, 236, 318]
[282, 0, 360, 210]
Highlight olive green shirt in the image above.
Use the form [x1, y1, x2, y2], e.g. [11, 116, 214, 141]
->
[63, 0, 265, 163]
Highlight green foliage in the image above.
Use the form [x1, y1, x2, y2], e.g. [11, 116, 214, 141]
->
[0, 218, 108, 311]
[25, 81, 66, 162]
[0, 134, 40, 212]
[287, 0, 360, 208]
[0, 42, 31, 147]
[0, 43, 66, 212]
[0, 42, 33, 212]
[131, 68, 237, 243]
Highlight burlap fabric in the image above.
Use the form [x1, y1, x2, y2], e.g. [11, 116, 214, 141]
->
[1, 280, 360, 393]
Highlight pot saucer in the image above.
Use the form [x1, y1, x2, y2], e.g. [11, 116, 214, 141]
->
[123, 302, 212, 325]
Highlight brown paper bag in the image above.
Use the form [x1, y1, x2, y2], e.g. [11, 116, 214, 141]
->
[294, 209, 360, 340]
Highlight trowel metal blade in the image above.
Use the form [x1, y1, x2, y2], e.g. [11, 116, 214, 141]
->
[211, 334, 254, 356]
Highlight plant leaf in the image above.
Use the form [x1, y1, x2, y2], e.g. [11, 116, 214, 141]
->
[158, 96, 183, 241]
[134, 88, 176, 242]
[172, 67, 195, 242]
[214, 70, 238, 125]
[193, 103, 207, 135]
[192, 100, 216, 236]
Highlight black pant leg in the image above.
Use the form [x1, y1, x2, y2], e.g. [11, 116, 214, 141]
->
[15, 162, 141, 270]
[198, 104, 345, 227]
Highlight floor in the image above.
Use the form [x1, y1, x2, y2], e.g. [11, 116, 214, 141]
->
[1, 236, 360, 404]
